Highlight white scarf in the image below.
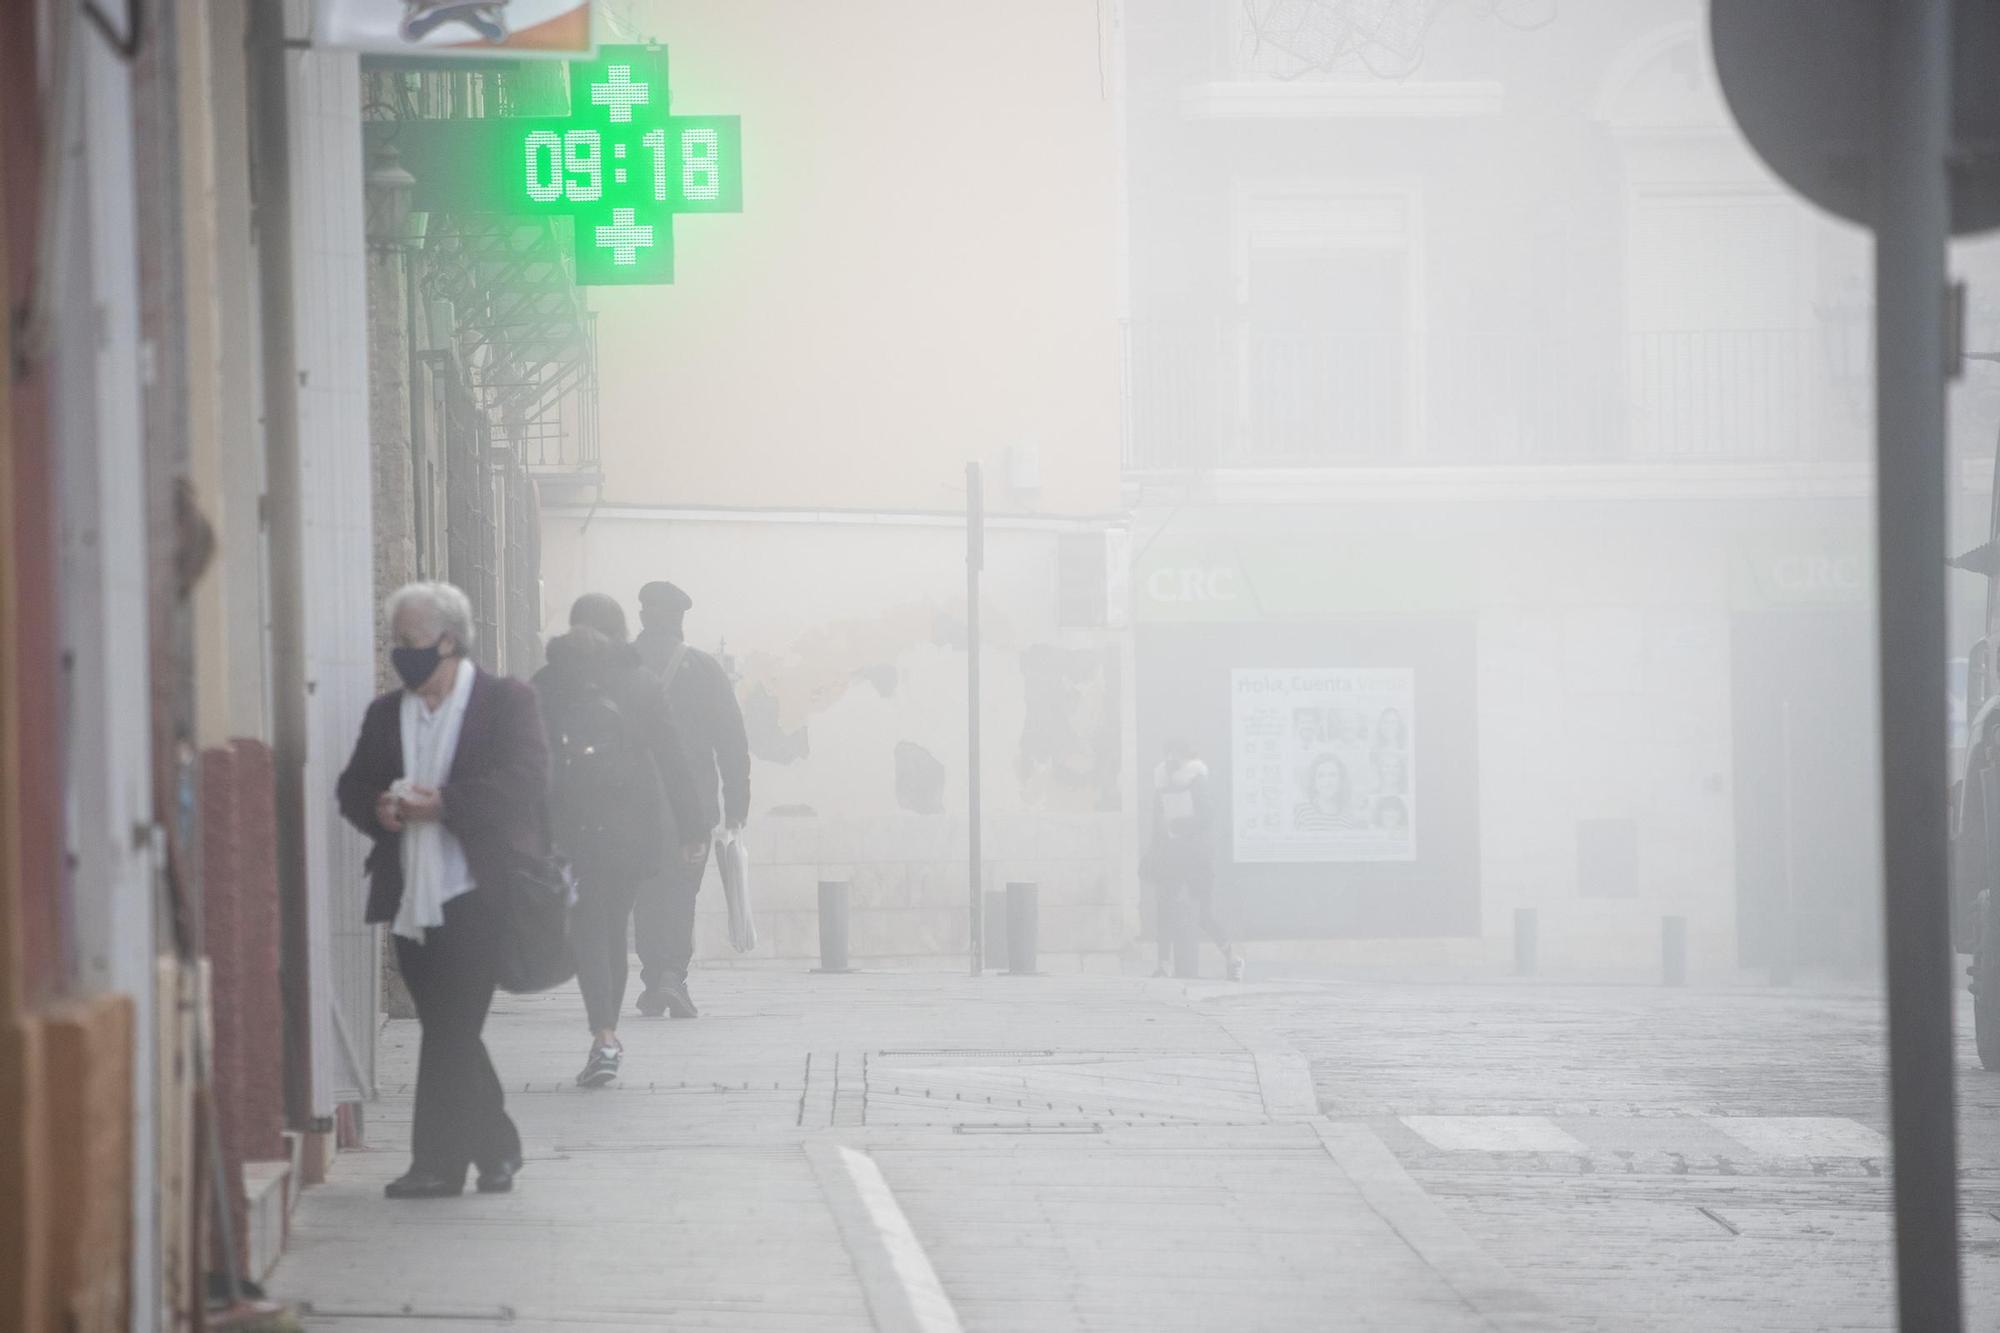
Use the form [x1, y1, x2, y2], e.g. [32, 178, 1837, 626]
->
[392, 659, 478, 943]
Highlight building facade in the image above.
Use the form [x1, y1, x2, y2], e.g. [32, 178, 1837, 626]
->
[538, 0, 1133, 968]
[1121, 0, 2000, 980]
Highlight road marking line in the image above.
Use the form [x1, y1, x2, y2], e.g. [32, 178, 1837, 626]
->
[806, 1141, 964, 1333]
[1317, 1122, 1549, 1331]
[1401, 1115, 1587, 1154]
[1705, 1116, 1887, 1158]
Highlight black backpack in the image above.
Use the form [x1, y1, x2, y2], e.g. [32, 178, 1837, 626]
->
[548, 680, 643, 848]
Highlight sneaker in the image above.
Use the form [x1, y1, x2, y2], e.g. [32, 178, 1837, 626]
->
[659, 981, 698, 1019]
[635, 987, 668, 1018]
[576, 1041, 622, 1089]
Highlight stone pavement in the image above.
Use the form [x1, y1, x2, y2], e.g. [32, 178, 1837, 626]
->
[271, 969, 2000, 1331]
[272, 970, 1536, 1332]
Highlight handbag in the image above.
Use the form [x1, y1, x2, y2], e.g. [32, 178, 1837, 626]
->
[492, 848, 579, 994]
[717, 830, 757, 953]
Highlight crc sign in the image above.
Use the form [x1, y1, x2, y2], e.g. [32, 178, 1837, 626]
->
[1146, 565, 1241, 605]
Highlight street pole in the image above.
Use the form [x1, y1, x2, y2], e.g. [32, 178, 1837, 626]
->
[1875, 1, 1963, 1326]
[967, 462, 984, 977]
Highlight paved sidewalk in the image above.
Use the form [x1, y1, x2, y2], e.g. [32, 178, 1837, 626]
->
[272, 970, 1534, 1332]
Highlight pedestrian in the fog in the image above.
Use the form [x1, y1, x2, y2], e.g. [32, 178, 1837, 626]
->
[534, 594, 707, 1087]
[630, 579, 751, 1018]
[1144, 738, 1241, 981]
[337, 582, 542, 1199]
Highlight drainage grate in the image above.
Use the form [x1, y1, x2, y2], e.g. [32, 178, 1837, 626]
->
[879, 1048, 1057, 1058]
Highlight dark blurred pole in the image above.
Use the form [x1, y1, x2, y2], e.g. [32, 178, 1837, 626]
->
[1773, 697, 1796, 987]
[1876, 1, 1963, 1327]
[967, 462, 984, 977]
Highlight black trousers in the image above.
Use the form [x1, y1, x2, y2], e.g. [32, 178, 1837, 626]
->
[634, 841, 707, 992]
[393, 893, 521, 1184]
[1153, 861, 1230, 965]
[571, 866, 644, 1033]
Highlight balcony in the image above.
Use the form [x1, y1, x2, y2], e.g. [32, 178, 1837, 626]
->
[1122, 322, 1872, 472]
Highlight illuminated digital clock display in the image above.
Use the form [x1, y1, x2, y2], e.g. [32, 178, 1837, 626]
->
[509, 46, 741, 284]
[380, 45, 742, 285]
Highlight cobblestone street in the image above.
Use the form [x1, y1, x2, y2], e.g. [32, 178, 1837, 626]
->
[271, 970, 2000, 1331]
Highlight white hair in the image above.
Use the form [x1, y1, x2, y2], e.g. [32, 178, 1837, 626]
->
[384, 581, 476, 651]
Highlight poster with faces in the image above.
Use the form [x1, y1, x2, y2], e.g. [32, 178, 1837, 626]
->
[1231, 667, 1416, 864]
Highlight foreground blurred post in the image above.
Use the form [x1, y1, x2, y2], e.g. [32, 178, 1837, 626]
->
[1875, 4, 1963, 1325]
[967, 462, 985, 977]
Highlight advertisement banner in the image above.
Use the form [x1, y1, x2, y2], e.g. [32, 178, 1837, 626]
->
[315, 1, 596, 59]
[1231, 667, 1416, 864]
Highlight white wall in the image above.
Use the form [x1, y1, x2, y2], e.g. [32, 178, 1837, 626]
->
[286, 41, 380, 1111]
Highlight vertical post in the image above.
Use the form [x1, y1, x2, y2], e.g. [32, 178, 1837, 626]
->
[1006, 882, 1039, 976]
[1876, 1, 1963, 1326]
[1774, 697, 1797, 986]
[1513, 907, 1538, 977]
[1661, 916, 1687, 988]
[247, 0, 312, 1131]
[816, 881, 852, 974]
[967, 462, 984, 977]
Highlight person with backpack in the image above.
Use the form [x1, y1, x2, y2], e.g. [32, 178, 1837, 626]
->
[631, 580, 751, 1019]
[533, 594, 706, 1087]
[1144, 738, 1243, 981]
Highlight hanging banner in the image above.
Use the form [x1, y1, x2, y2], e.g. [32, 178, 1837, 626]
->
[315, 1, 596, 59]
[1231, 667, 1416, 864]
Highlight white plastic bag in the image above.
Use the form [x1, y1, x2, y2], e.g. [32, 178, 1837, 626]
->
[717, 830, 756, 953]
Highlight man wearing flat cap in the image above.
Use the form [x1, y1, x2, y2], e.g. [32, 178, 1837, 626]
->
[631, 580, 751, 1018]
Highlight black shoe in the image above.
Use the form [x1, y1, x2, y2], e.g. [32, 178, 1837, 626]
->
[476, 1156, 522, 1194]
[635, 987, 669, 1018]
[660, 981, 698, 1019]
[384, 1169, 462, 1199]
[576, 1041, 622, 1088]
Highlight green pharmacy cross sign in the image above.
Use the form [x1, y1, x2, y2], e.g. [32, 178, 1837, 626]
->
[385, 45, 741, 285]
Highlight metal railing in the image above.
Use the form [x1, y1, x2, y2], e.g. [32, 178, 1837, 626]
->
[1122, 321, 1872, 470]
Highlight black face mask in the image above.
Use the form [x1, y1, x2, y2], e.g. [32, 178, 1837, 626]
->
[391, 641, 452, 692]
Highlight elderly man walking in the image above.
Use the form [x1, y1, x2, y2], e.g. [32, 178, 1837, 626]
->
[630, 580, 751, 1018]
[337, 582, 547, 1199]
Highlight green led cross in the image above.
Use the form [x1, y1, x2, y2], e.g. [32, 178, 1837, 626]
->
[382, 45, 743, 286]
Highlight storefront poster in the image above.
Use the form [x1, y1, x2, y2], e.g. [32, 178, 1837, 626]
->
[1231, 667, 1415, 863]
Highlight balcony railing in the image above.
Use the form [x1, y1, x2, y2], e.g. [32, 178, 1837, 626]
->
[1122, 322, 1872, 471]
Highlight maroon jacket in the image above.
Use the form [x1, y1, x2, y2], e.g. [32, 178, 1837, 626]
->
[336, 668, 551, 926]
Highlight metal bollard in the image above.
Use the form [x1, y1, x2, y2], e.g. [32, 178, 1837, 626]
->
[1514, 907, 1538, 977]
[816, 880, 853, 974]
[1662, 915, 1687, 987]
[982, 888, 1008, 970]
[1005, 881, 1040, 975]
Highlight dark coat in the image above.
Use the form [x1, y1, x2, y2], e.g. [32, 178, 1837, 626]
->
[336, 668, 551, 925]
[531, 636, 706, 876]
[633, 628, 751, 830]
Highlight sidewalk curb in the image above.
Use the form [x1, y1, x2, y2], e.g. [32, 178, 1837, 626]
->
[1314, 1121, 1549, 1332]
[805, 1140, 965, 1333]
